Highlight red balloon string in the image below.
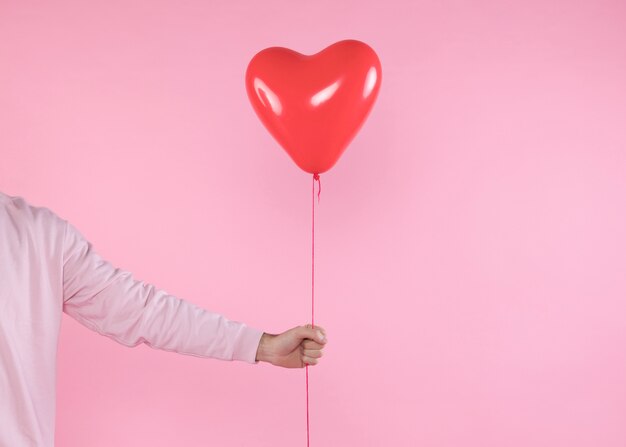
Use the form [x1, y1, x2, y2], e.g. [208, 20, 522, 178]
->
[306, 173, 320, 446]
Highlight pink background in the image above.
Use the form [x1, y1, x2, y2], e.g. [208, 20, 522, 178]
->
[1, 1, 626, 445]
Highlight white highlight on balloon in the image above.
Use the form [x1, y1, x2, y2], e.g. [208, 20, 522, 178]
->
[254, 78, 282, 116]
[363, 66, 378, 98]
[310, 80, 340, 107]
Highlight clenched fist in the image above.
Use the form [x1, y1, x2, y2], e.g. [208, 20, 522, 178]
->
[255, 324, 328, 368]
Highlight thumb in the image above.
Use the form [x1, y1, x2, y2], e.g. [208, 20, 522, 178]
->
[297, 324, 326, 343]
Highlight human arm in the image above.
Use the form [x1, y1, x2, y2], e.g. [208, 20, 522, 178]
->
[61, 219, 263, 364]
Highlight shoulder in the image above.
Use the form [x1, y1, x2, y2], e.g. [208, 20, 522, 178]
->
[0, 190, 68, 240]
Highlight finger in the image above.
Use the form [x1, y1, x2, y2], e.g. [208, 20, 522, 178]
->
[305, 324, 326, 336]
[301, 324, 327, 344]
[303, 349, 323, 359]
[301, 355, 319, 366]
[302, 339, 325, 350]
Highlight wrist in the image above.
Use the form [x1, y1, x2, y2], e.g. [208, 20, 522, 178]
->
[255, 332, 276, 363]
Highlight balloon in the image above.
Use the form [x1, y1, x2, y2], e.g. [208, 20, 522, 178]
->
[245, 39, 382, 175]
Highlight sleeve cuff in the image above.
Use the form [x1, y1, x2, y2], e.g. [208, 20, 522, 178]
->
[231, 324, 265, 364]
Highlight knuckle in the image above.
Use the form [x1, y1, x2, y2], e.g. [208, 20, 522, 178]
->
[302, 356, 317, 365]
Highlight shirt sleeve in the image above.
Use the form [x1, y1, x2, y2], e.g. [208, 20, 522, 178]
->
[61, 219, 264, 364]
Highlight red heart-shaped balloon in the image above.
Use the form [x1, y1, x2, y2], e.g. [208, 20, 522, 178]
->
[245, 39, 382, 175]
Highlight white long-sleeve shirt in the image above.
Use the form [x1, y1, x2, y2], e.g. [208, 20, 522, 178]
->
[0, 191, 264, 446]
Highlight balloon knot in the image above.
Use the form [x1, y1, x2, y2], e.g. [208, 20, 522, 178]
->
[313, 173, 321, 203]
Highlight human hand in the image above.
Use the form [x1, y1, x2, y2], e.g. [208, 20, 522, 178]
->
[255, 324, 328, 368]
